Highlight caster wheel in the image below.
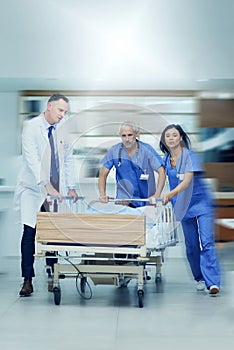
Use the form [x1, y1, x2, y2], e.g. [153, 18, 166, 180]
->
[155, 273, 162, 283]
[53, 286, 61, 305]
[138, 290, 144, 308]
[80, 277, 87, 293]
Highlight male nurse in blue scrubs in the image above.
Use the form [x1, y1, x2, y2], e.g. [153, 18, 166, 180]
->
[98, 121, 165, 207]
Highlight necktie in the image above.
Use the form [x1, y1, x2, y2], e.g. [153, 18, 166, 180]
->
[48, 126, 59, 191]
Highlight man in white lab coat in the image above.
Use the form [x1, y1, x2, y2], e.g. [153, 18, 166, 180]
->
[14, 94, 78, 296]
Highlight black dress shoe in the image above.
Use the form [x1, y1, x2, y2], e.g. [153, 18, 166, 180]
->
[19, 279, 33, 296]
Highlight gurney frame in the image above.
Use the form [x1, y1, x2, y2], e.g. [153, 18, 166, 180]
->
[36, 197, 177, 308]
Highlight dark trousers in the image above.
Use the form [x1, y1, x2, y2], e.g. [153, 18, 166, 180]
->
[20, 201, 57, 278]
[21, 224, 36, 278]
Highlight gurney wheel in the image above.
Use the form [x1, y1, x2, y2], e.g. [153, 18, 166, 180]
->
[137, 290, 144, 308]
[155, 273, 162, 283]
[53, 287, 61, 305]
[80, 277, 87, 293]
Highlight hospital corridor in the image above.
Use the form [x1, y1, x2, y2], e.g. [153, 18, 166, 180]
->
[1, 1, 234, 349]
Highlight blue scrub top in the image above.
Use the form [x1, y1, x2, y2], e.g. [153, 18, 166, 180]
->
[163, 148, 214, 220]
[101, 140, 163, 207]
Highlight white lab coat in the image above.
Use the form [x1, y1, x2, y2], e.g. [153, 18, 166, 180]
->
[14, 114, 77, 228]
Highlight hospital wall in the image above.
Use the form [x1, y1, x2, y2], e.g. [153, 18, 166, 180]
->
[0, 92, 22, 257]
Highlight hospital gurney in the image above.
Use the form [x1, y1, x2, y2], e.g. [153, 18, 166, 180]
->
[36, 197, 178, 308]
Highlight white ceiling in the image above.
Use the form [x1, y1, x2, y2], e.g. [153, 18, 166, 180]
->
[0, 0, 234, 91]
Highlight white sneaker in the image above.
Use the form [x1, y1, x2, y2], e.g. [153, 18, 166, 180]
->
[196, 280, 206, 291]
[209, 285, 220, 295]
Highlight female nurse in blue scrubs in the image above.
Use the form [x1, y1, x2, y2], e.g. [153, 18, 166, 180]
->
[159, 124, 221, 295]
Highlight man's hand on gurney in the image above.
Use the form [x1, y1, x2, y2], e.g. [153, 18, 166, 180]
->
[67, 189, 79, 203]
[99, 195, 114, 203]
[45, 183, 63, 203]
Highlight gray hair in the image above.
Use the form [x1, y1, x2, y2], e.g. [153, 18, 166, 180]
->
[48, 93, 69, 104]
[119, 121, 140, 135]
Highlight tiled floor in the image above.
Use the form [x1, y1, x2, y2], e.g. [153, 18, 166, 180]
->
[0, 242, 234, 350]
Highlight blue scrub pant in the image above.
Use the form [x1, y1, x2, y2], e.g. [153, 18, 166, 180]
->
[181, 213, 220, 289]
